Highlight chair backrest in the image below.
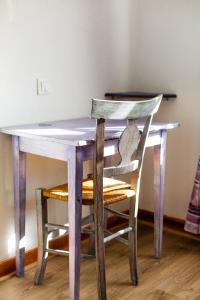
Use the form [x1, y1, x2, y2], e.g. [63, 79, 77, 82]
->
[91, 95, 162, 179]
[90, 97, 162, 298]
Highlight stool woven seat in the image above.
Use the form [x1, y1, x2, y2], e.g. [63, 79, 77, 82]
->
[43, 177, 135, 205]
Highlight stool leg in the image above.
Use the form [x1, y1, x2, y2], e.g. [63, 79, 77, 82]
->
[34, 189, 48, 285]
[129, 196, 138, 286]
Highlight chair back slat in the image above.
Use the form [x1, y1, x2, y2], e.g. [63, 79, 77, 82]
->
[103, 120, 140, 177]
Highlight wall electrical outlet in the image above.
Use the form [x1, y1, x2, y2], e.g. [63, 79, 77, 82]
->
[37, 79, 50, 95]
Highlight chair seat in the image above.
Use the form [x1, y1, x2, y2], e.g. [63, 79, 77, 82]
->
[43, 177, 135, 205]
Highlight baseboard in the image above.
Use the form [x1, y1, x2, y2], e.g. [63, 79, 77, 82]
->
[0, 209, 199, 278]
[0, 234, 71, 278]
[0, 248, 37, 278]
[138, 208, 200, 241]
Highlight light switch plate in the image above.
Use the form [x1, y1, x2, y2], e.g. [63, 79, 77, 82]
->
[37, 79, 50, 95]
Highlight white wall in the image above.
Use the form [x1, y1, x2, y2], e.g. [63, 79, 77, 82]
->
[134, 0, 200, 219]
[0, 0, 134, 126]
[0, 0, 135, 260]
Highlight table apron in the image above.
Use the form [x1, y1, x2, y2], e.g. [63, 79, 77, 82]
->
[19, 136, 73, 161]
[82, 131, 162, 161]
[18, 131, 162, 162]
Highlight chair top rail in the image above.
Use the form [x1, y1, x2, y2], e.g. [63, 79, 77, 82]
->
[91, 95, 162, 120]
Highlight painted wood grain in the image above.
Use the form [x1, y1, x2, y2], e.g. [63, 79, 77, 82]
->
[68, 147, 83, 300]
[3, 115, 179, 299]
[12, 136, 26, 277]
[34, 189, 48, 285]
[93, 118, 107, 300]
[0, 118, 179, 147]
[153, 129, 167, 259]
[91, 96, 162, 120]
[91, 96, 166, 299]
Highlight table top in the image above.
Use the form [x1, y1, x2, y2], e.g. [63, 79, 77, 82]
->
[105, 91, 177, 100]
[0, 118, 179, 147]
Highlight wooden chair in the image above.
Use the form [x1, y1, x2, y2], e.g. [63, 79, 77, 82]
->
[34, 95, 162, 299]
[91, 96, 162, 299]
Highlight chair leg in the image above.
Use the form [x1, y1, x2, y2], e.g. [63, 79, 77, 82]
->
[94, 200, 107, 299]
[129, 196, 138, 286]
[104, 208, 108, 231]
[88, 206, 95, 256]
[88, 206, 108, 256]
[34, 189, 49, 285]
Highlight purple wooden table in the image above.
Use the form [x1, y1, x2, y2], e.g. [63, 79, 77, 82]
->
[1, 118, 178, 300]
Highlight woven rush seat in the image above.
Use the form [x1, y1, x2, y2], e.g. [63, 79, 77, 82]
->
[43, 177, 135, 205]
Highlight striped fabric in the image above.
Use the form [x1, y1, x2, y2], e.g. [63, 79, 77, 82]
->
[185, 157, 200, 234]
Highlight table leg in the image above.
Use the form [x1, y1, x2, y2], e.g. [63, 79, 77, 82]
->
[153, 130, 167, 259]
[68, 147, 83, 300]
[12, 136, 26, 277]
